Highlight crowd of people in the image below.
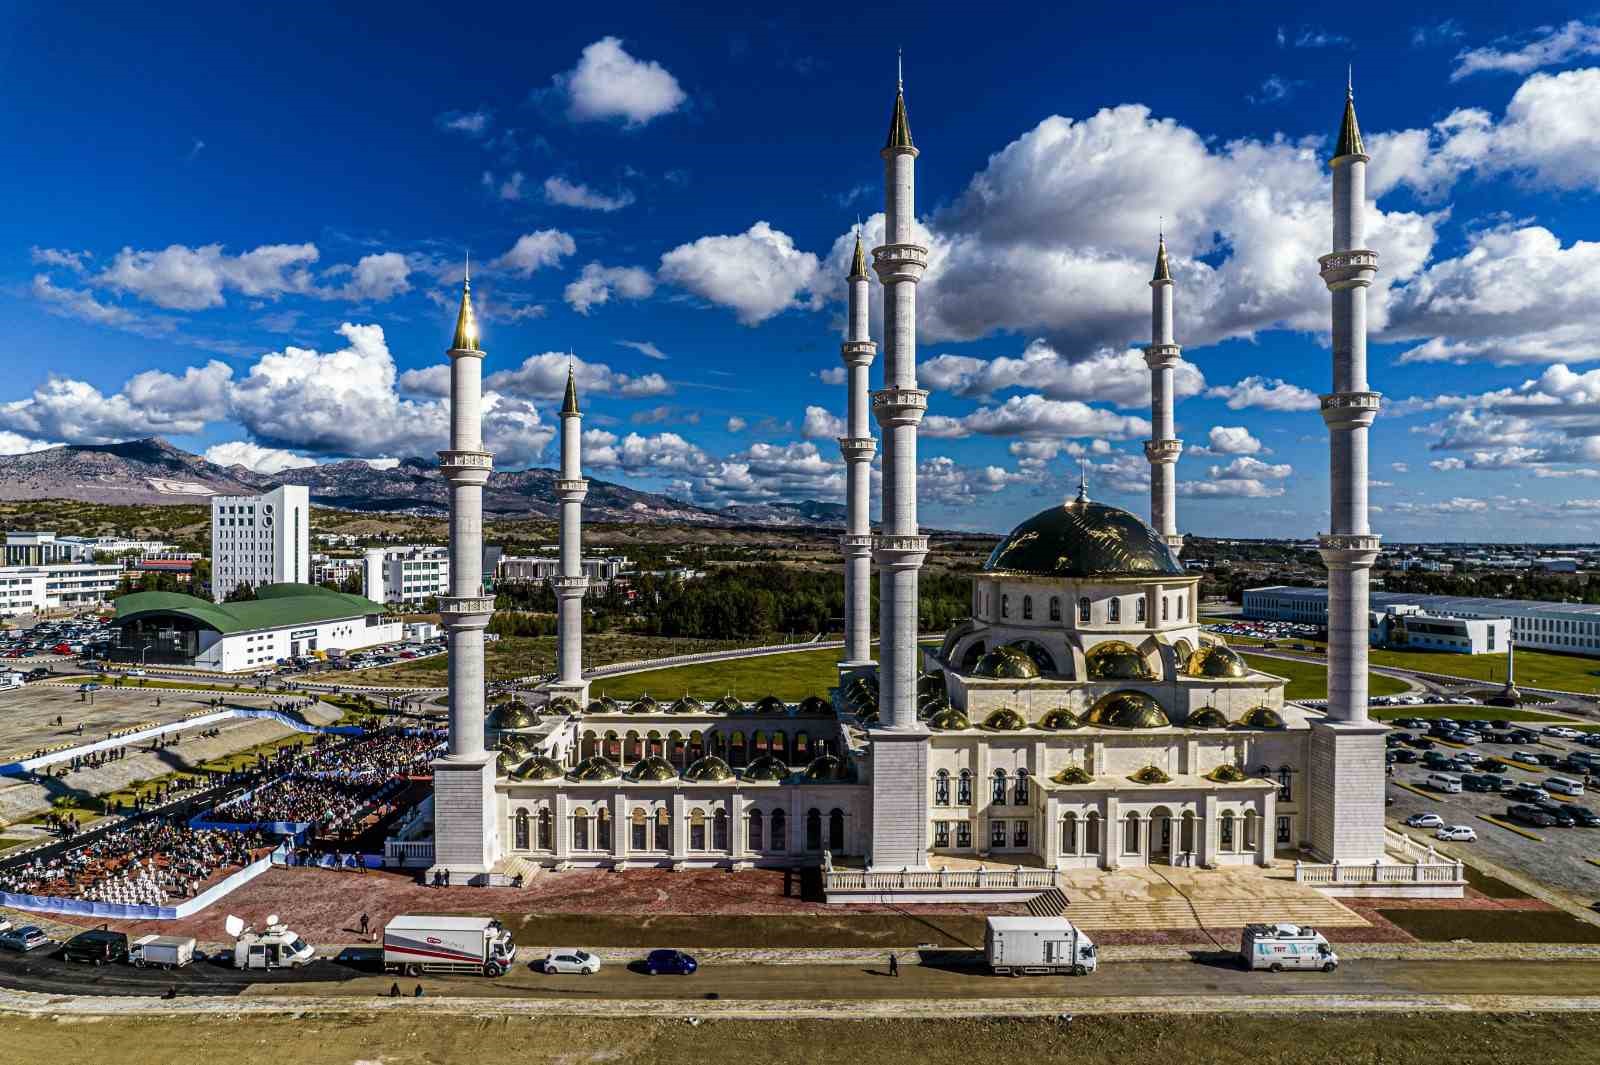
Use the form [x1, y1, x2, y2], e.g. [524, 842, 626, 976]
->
[0, 819, 270, 904]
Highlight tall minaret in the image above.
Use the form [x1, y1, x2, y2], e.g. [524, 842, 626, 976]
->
[1143, 234, 1184, 555]
[550, 367, 590, 703]
[838, 233, 878, 677]
[1310, 76, 1386, 863]
[869, 55, 932, 871]
[431, 263, 500, 877]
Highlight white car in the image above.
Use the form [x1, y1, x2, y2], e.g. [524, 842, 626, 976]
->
[1404, 812, 1445, 829]
[1545, 726, 1583, 740]
[540, 949, 601, 975]
[1435, 825, 1477, 842]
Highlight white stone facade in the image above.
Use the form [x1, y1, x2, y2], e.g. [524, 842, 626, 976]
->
[210, 485, 310, 602]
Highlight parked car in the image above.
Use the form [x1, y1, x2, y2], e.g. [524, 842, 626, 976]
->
[1567, 807, 1600, 827]
[1510, 751, 1544, 765]
[1546, 776, 1586, 797]
[1490, 720, 1512, 731]
[1533, 753, 1564, 768]
[1506, 804, 1559, 828]
[0, 925, 51, 952]
[1409, 738, 1436, 751]
[61, 928, 128, 966]
[643, 949, 698, 975]
[539, 949, 601, 975]
[1505, 784, 1548, 802]
[1545, 726, 1583, 739]
[1460, 773, 1499, 793]
[1531, 801, 1578, 828]
[1390, 748, 1419, 764]
[1404, 812, 1445, 829]
[1435, 825, 1477, 842]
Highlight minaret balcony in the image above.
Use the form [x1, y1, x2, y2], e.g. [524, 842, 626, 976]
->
[438, 449, 493, 471]
[1142, 343, 1183, 368]
[875, 533, 929, 556]
[549, 575, 590, 596]
[1318, 533, 1382, 568]
[871, 388, 928, 427]
[839, 533, 875, 553]
[439, 595, 495, 620]
[1320, 391, 1382, 430]
[1144, 439, 1183, 463]
[556, 478, 589, 501]
[1318, 249, 1378, 288]
[871, 243, 929, 283]
[841, 340, 877, 364]
[837, 436, 878, 462]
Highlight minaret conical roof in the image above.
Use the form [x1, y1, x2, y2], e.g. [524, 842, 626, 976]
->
[848, 233, 868, 279]
[884, 88, 913, 151]
[561, 365, 580, 415]
[1152, 235, 1171, 282]
[451, 267, 480, 352]
[1335, 87, 1365, 159]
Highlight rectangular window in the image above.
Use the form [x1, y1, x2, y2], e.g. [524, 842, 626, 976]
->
[990, 820, 1008, 849]
[1013, 820, 1029, 848]
[933, 821, 950, 848]
[956, 821, 972, 848]
[1276, 816, 1291, 845]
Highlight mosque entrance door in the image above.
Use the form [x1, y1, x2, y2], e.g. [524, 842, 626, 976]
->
[1151, 806, 1176, 865]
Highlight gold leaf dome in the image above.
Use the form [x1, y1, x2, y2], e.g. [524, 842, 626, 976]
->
[983, 498, 1183, 578]
[488, 702, 536, 731]
[797, 695, 833, 716]
[982, 707, 1028, 731]
[1084, 689, 1171, 729]
[1037, 707, 1083, 731]
[1186, 706, 1229, 730]
[510, 755, 564, 781]
[1184, 645, 1248, 679]
[802, 753, 852, 782]
[669, 696, 705, 714]
[1086, 641, 1154, 681]
[626, 755, 678, 782]
[627, 696, 660, 714]
[683, 755, 735, 783]
[974, 645, 1040, 680]
[752, 695, 787, 714]
[742, 754, 791, 781]
[927, 706, 972, 731]
[1240, 705, 1287, 730]
[567, 755, 621, 782]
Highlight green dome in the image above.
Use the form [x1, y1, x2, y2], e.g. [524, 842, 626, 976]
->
[567, 755, 621, 782]
[927, 706, 972, 731]
[488, 702, 536, 731]
[1240, 705, 1286, 730]
[984, 496, 1183, 578]
[586, 696, 620, 715]
[510, 755, 564, 781]
[712, 695, 744, 715]
[982, 707, 1028, 731]
[1086, 641, 1154, 681]
[626, 755, 678, 782]
[1085, 690, 1171, 729]
[1037, 707, 1082, 731]
[742, 754, 791, 781]
[1184, 645, 1248, 679]
[683, 755, 735, 782]
[1186, 706, 1229, 729]
[803, 753, 852, 782]
[627, 696, 660, 714]
[669, 696, 705, 714]
[797, 695, 833, 716]
[752, 695, 787, 714]
[974, 645, 1040, 680]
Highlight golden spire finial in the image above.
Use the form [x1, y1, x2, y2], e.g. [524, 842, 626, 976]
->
[1335, 71, 1365, 159]
[1152, 228, 1172, 283]
[849, 223, 868, 279]
[450, 258, 480, 351]
[884, 50, 913, 151]
[561, 358, 580, 415]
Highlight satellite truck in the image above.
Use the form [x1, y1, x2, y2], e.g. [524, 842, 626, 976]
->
[983, 916, 1098, 976]
[383, 915, 518, 977]
[225, 914, 316, 970]
[1240, 923, 1340, 972]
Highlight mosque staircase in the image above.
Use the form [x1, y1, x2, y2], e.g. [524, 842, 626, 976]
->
[1046, 893, 1367, 932]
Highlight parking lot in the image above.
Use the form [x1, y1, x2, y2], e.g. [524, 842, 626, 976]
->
[1386, 723, 1600, 903]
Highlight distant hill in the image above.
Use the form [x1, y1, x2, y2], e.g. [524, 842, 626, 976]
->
[720, 499, 848, 527]
[0, 437, 739, 524]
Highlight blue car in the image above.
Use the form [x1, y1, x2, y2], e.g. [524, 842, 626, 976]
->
[644, 949, 697, 975]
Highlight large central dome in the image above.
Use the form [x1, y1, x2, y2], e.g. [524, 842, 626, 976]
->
[984, 496, 1183, 578]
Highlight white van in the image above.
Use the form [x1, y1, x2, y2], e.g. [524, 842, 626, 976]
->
[1545, 777, 1585, 797]
[1241, 923, 1339, 972]
[1426, 773, 1462, 794]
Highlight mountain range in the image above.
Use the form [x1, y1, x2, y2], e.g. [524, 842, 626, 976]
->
[0, 438, 847, 527]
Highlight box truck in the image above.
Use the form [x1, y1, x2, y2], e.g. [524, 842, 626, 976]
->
[383, 915, 518, 977]
[1241, 923, 1339, 971]
[984, 916, 1098, 976]
[128, 934, 195, 970]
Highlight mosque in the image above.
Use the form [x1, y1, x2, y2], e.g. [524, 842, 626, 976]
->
[423, 73, 1406, 897]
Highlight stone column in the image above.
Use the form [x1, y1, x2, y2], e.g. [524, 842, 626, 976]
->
[839, 237, 878, 676]
[1144, 237, 1185, 556]
[550, 371, 590, 704]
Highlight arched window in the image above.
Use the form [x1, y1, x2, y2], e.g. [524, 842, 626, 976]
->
[1220, 810, 1236, 852]
[647, 731, 663, 759]
[597, 808, 612, 850]
[1109, 598, 1121, 623]
[935, 769, 951, 806]
[773, 731, 790, 763]
[655, 808, 670, 851]
[713, 809, 729, 850]
[1014, 767, 1030, 806]
[1022, 595, 1034, 620]
[690, 809, 707, 850]
[730, 730, 747, 767]
[1061, 813, 1079, 855]
[573, 807, 592, 851]
[1049, 597, 1061, 622]
[1244, 810, 1260, 851]
[992, 768, 1008, 805]
[1123, 813, 1141, 855]
[689, 731, 705, 762]
[806, 808, 822, 851]
[794, 732, 810, 760]
[749, 809, 765, 850]
[1162, 597, 1170, 621]
[771, 808, 787, 851]
[957, 769, 973, 805]
[829, 808, 846, 851]
[1085, 811, 1102, 855]
[1277, 767, 1293, 802]
[514, 808, 530, 851]
[1136, 598, 1147, 623]
[1001, 594, 1010, 618]
[538, 809, 552, 850]
[1177, 596, 1185, 620]
[956, 820, 973, 848]
[630, 808, 647, 850]
[1078, 597, 1092, 623]
[621, 731, 637, 763]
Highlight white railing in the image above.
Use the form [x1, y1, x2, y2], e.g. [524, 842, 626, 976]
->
[825, 864, 1063, 893]
[384, 839, 435, 867]
[1293, 858, 1464, 886]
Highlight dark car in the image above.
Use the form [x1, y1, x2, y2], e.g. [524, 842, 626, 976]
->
[24, 667, 49, 681]
[1567, 807, 1600, 827]
[61, 928, 128, 966]
[1508, 730, 1540, 745]
[1421, 752, 1451, 769]
[1461, 773, 1499, 793]
[1409, 737, 1436, 751]
[1479, 762, 1508, 775]
[1532, 753, 1563, 768]
[1532, 801, 1579, 827]
[1507, 804, 1559, 828]
[1390, 731, 1415, 745]
[643, 949, 698, 976]
[1390, 748, 1419, 764]
[1505, 784, 1547, 802]
[1491, 719, 1512, 731]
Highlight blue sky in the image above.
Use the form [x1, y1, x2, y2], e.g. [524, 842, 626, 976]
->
[5, 3, 1600, 540]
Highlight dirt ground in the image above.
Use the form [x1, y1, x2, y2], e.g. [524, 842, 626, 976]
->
[6, 1012, 1600, 1065]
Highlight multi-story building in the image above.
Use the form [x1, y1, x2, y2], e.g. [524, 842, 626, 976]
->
[497, 554, 628, 586]
[0, 562, 122, 616]
[378, 545, 451, 605]
[210, 485, 310, 603]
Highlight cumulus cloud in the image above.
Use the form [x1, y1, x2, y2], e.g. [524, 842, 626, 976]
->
[817, 367, 847, 386]
[31, 247, 91, 271]
[204, 441, 317, 474]
[918, 456, 1039, 506]
[555, 37, 686, 126]
[491, 230, 577, 278]
[584, 429, 711, 478]
[924, 394, 1149, 441]
[1205, 376, 1321, 411]
[330, 252, 411, 301]
[563, 262, 656, 314]
[0, 431, 53, 455]
[920, 340, 1205, 409]
[94, 242, 320, 310]
[486, 352, 670, 400]
[800, 405, 845, 439]
[0, 360, 232, 444]
[658, 222, 822, 326]
[1206, 426, 1264, 454]
[1413, 363, 1600, 475]
[437, 110, 492, 135]
[1453, 19, 1600, 80]
[726, 416, 747, 433]
[543, 176, 635, 211]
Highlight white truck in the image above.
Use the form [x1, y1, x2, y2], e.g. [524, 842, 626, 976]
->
[383, 915, 518, 977]
[128, 934, 195, 970]
[984, 916, 1098, 976]
[225, 914, 316, 970]
[1241, 923, 1339, 972]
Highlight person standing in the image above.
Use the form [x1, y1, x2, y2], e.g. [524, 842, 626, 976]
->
[359, 912, 370, 938]
[888, 953, 899, 977]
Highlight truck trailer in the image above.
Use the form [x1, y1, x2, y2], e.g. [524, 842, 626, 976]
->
[383, 915, 518, 977]
[984, 916, 1097, 976]
[128, 934, 195, 969]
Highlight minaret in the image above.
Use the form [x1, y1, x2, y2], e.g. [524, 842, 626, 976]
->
[869, 54, 933, 870]
[431, 263, 500, 878]
[550, 367, 590, 703]
[1310, 76, 1386, 863]
[838, 233, 878, 677]
[1143, 233, 1184, 555]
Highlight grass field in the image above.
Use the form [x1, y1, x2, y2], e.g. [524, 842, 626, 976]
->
[590, 645, 845, 702]
[1239, 654, 1408, 702]
[7, 1013, 1600, 1065]
[1378, 907, 1600, 944]
[355, 634, 767, 687]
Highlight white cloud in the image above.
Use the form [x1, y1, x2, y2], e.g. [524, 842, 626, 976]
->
[493, 171, 526, 201]
[95, 242, 320, 310]
[486, 352, 670, 400]
[1206, 426, 1263, 454]
[616, 340, 667, 361]
[0, 431, 54, 455]
[925, 393, 1149, 441]
[556, 37, 686, 126]
[491, 230, 577, 278]
[334, 252, 411, 301]
[1414, 363, 1600, 474]
[659, 222, 822, 326]
[585, 429, 711, 477]
[396, 364, 450, 398]
[818, 366, 847, 385]
[918, 456, 1039, 506]
[544, 176, 635, 211]
[1453, 20, 1600, 79]
[563, 262, 656, 314]
[32, 274, 161, 332]
[30, 247, 91, 271]
[437, 110, 492, 135]
[800, 405, 845, 439]
[204, 441, 317, 474]
[921, 340, 1205, 409]
[0, 360, 232, 444]
[726, 416, 747, 433]
[1205, 376, 1321, 411]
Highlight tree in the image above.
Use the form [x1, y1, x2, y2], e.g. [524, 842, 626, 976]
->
[225, 582, 257, 602]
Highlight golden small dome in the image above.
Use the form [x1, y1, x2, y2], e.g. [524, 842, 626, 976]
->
[797, 695, 832, 716]
[1053, 765, 1093, 785]
[669, 696, 705, 714]
[546, 695, 581, 716]
[586, 696, 620, 715]
[742, 755, 791, 781]
[1207, 764, 1248, 783]
[488, 702, 535, 731]
[1129, 765, 1172, 785]
[1084, 690, 1171, 729]
[803, 753, 851, 782]
[1240, 705, 1287, 730]
[752, 695, 786, 714]
[918, 672, 947, 699]
[627, 696, 659, 714]
[1037, 707, 1082, 731]
[510, 755, 564, 781]
[1184, 645, 1248, 679]
[974, 645, 1040, 680]
[712, 695, 743, 715]
[1086, 641, 1154, 681]
[567, 755, 621, 782]
[626, 756, 678, 782]
[683, 755, 735, 782]
[927, 706, 972, 731]
[1186, 706, 1229, 729]
[982, 707, 1028, 731]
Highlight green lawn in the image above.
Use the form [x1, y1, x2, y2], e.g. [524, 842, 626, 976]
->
[1367, 645, 1600, 694]
[1240, 654, 1408, 701]
[590, 645, 845, 702]
[354, 634, 764, 687]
